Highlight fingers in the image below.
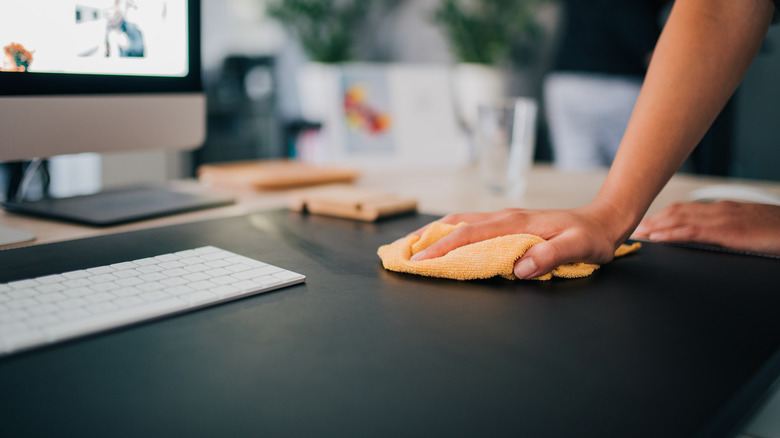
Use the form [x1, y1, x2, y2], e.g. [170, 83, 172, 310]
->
[633, 202, 716, 242]
[632, 201, 737, 248]
[410, 218, 509, 261]
[642, 224, 701, 243]
[408, 230, 464, 261]
[413, 209, 546, 260]
[409, 209, 526, 258]
[634, 202, 695, 237]
[408, 212, 494, 237]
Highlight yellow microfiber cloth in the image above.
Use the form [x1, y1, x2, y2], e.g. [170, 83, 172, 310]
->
[377, 222, 641, 281]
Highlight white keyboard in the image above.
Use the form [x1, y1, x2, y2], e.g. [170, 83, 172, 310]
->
[0, 246, 305, 356]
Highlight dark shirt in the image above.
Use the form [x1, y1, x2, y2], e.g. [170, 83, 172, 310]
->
[552, 0, 668, 78]
[773, 0, 779, 23]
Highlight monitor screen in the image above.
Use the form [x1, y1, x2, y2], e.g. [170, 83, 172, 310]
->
[0, 0, 205, 162]
[2, 0, 189, 77]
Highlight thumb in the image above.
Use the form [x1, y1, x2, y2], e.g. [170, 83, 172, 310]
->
[514, 234, 617, 279]
[513, 241, 563, 279]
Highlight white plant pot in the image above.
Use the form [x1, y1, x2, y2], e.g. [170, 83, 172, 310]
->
[451, 63, 510, 160]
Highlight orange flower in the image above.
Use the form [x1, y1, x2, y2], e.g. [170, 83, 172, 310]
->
[3, 42, 34, 71]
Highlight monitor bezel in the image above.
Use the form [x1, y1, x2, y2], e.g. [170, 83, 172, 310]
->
[0, 0, 202, 96]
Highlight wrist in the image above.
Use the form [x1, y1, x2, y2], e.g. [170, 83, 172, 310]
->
[577, 197, 642, 249]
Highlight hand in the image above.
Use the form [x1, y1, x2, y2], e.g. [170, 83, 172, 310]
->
[633, 201, 780, 256]
[409, 202, 630, 279]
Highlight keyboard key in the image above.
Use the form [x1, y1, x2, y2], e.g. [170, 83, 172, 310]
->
[9, 279, 40, 289]
[89, 274, 119, 284]
[116, 277, 145, 287]
[8, 289, 36, 299]
[165, 285, 195, 296]
[62, 270, 90, 280]
[36, 283, 67, 294]
[0, 310, 29, 324]
[139, 291, 170, 302]
[114, 296, 145, 308]
[86, 266, 116, 275]
[57, 308, 90, 322]
[183, 263, 210, 273]
[7, 297, 38, 310]
[62, 278, 93, 288]
[110, 262, 139, 270]
[160, 277, 188, 287]
[212, 285, 241, 297]
[86, 302, 120, 314]
[180, 291, 219, 305]
[35, 292, 68, 304]
[65, 287, 93, 298]
[36, 292, 67, 303]
[162, 268, 190, 278]
[89, 282, 121, 293]
[27, 304, 59, 316]
[114, 269, 142, 279]
[189, 280, 218, 291]
[36, 274, 66, 284]
[226, 264, 253, 273]
[158, 261, 185, 270]
[204, 259, 231, 268]
[84, 292, 114, 304]
[182, 272, 209, 282]
[233, 267, 283, 280]
[113, 287, 143, 297]
[26, 314, 59, 327]
[58, 298, 89, 310]
[274, 271, 305, 281]
[136, 282, 165, 292]
[154, 253, 182, 262]
[132, 258, 158, 267]
[209, 275, 239, 286]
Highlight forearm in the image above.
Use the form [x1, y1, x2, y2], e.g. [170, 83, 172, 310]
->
[593, 0, 774, 243]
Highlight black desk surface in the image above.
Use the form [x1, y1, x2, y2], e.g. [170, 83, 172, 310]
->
[1, 210, 780, 438]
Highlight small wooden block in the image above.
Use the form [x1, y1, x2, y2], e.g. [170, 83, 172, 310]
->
[288, 185, 417, 222]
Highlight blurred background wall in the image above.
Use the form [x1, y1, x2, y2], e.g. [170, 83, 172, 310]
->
[732, 25, 780, 181]
[195, 0, 561, 170]
[197, 0, 779, 181]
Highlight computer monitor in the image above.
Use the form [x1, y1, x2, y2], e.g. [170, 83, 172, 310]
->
[0, 0, 232, 244]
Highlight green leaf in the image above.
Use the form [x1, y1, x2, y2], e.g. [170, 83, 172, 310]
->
[432, 0, 547, 66]
[267, 0, 399, 63]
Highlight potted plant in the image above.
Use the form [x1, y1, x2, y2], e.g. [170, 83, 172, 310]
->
[432, 0, 546, 66]
[266, 0, 400, 63]
[267, 0, 412, 166]
[432, 0, 547, 155]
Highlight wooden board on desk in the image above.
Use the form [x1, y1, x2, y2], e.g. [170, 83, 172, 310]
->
[197, 159, 360, 190]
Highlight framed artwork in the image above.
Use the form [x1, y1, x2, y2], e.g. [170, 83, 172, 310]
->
[297, 63, 468, 169]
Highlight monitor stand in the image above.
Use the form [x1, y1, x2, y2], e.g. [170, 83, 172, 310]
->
[1, 185, 235, 227]
[0, 225, 36, 247]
